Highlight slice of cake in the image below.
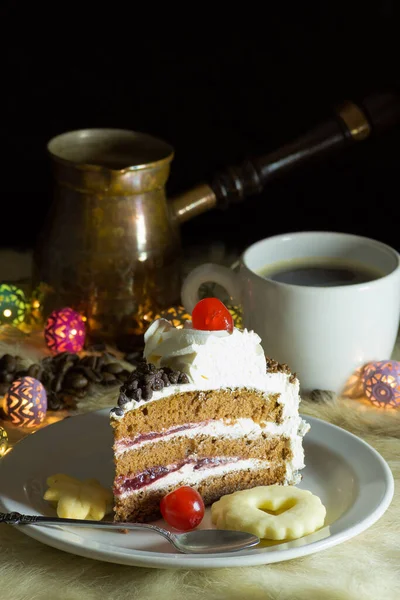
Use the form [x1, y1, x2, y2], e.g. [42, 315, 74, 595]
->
[110, 301, 309, 523]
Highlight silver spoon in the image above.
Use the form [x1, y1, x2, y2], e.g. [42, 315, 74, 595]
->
[0, 511, 260, 554]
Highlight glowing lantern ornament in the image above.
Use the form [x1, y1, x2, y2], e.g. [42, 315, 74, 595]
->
[0, 284, 27, 325]
[227, 304, 243, 330]
[153, 305, 192, 329]
[0, 426, 8, 456]
[44, 307, 86, 354]
[362, 360, 400, 409]
[4, 376, 47, 427]
[342, 366, 366, 399]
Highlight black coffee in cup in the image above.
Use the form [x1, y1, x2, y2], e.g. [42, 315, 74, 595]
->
[258, 257, 383, 287]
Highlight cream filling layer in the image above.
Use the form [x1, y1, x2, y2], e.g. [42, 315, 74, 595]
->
[116, 458, 269, 499]
[116, 437, 304, 500]
[114, 416, 309, 457]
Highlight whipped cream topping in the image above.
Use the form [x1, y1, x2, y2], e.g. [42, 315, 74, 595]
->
[144, 318, 268, 389]
[111, 318, 300, 418]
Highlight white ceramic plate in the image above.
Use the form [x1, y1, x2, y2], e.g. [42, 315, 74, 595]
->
[0, 409, 394, 569]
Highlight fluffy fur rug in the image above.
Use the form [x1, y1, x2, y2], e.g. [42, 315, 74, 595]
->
[0, 332, 399, 600]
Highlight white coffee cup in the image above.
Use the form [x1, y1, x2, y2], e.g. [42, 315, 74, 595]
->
[181, 231, 400, 394]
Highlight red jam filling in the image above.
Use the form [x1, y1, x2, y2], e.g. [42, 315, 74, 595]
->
[114, 456, 239, 495]
[117, 421, 212, 450]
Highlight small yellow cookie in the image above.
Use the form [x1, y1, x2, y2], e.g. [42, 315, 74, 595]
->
[43, 473, 113, 521]
[211, 485, 326, 540]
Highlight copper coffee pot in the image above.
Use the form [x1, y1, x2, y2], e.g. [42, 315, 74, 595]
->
[33, 92, 400, 349]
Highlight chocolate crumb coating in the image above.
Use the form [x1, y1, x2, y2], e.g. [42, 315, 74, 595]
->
[117, 361, 189, 406]
[265, 356, 297, 383]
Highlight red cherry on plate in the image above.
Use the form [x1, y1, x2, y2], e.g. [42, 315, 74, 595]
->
[160, 485, 205, 531]
[192, 297, 234, 333]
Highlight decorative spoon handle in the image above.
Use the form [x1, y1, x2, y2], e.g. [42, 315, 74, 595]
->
[0, 511, 169, 536]
[0, 512, 42, 524]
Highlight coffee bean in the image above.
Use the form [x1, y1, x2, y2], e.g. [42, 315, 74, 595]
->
[28, 364, 41, 378]
[0, 382, 9, 394]
[87, 356, 97, 371]
[101, 372, 118, 384]
[41, 356, 53, 367]
[85, 382, 96, 395]
[117, 370, 130, 382]
[61, 358, 75, 373]
[88, 356, 98, 370]
[14, 369, 28, 379]
[124, 351, 142, 365]
[1, 353, 14, 363]
[53, 352, 78, 364]
[61, 394, 78, 408]
[86, 342, 106, 352]
[64, 386, 88, 398]
[96, 355, 105, 371]
[72, 365, 102, 383]
[80, 355, 97, 369]
[51, 374, 64, 393]
[50, 364, 69, 392]
[101, 371, 116, 382]
[111, 407, 124, 417]
[48, 391, 61, 410]
[52, 351, 70, 364]
[2, 355, 17, 373]
[106, 379, 120, 387]
[14, 360, 26, 372]
[40, 370, 54, 386]
[102, 362, 124, 375]
[64, 373, 89, 390]
[144, 373, 155, 385]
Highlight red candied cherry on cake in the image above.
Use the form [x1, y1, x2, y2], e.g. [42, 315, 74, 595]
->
[160, 486, 205, 531]
[192, 297, 234, 333]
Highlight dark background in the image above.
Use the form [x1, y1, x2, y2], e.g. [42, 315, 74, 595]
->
[2, 4, 400, 256]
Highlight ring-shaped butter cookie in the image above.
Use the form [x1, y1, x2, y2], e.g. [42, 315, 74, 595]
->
[211, 485, 326, 540]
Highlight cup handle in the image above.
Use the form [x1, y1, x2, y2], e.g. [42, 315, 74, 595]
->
[181, 263, 241, 313]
